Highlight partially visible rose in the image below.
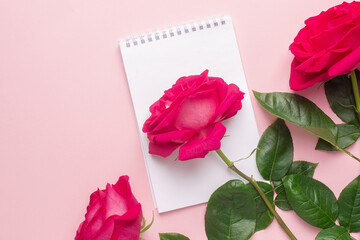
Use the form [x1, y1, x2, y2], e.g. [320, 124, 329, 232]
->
[143, 70, 245, 161]
[289, 1, 360, 90]
[75, 176, 142, 240]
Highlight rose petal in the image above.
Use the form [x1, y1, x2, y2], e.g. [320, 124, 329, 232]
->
[149, 141, 182, 157]
[91, 206, 142, 240]
[113, 176, 139, 208]
[150, 129, 195, 143]
[91, 218, 114, 240]
[174, 91, 218, 130]
[178, 122, 226, 160]
[310, 22, 360, 51]
[143, 108, 177, 133]
[208, 76, 229, 101]
[103, 184, 128, 219]
[222, 98, 244, 120]
[290, 41, 314, 61]
[215, 83, 244, 121]
[75, 222, 84, 240]
[143, 71, 211, 133]
[295, 50, 326, 72]
[290, 58, 330, 90]
[77, 189, 107, 239]
[81, 209, 105, 240]
[305, 48, 350, 73]
[305, 7, 334, 32]
[92, 204, 142, 240]
[160, 70, 209, 106]
[329, 46, 360, 76]
[291, 27, 316, 57]
[86, 191, 102, 224]
[116, 203, 142, 221]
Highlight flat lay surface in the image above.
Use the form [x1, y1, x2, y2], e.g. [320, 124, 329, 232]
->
[0, 0, 359, 239]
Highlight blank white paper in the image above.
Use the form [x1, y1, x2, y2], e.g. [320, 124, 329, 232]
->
[120, 16, 263, 213]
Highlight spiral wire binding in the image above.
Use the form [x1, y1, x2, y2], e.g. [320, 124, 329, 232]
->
[121, 16, 228, 48]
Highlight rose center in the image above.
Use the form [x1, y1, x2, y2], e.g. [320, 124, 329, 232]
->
[175, 95, 217, 130]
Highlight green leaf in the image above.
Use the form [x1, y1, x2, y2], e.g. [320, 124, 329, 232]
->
[159, 233, 190, 240]
[283, 174, 338, 228]
[325, 70, 360, 127]
[315, 225, 353, 240]
[273, 179, 291, 210]
[338, 175, 360, 232]
[255, 210, 274, 232]
[275, 191, 292, 211]
[287, 161, 318, 177]
[316, 124, 360, 151]
[246, 182, 274, 231]
[256, 119, 293, 180]
[246, 182, 274, 213]
[273, 161, 318, 210]
[205, 180, 256, 240]
[273, 180, 284, 194]
[253, 91, 338, 145]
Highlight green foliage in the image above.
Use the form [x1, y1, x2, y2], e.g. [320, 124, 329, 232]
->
[286, 161, 318, 177]
[253, 91, 338, 145]
[316, 124, 360, 151]
[254, 210, 274, 232]
[246, 182, 274, 231]
[256, 119, 293, 180]
[283, 175, 338, 229]
[315, 225, 353, 240]
[325, 70, 360, 127]
[202, 86, 360, 239]
[274, 191, 292, 211]
[273, 161, 318, 211]
[159, 233, 190, 240]
[338, 175, 360, 232]
[205, 180, 256, 240]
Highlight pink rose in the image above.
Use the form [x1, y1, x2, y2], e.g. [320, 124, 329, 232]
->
[75, 176, 142, 240]
[289, 1, 360, 90]
[142, 70, 245, 161]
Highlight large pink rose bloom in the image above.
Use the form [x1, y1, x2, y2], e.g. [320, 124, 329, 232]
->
[290, 1, 360, 90]
[143, 70, 245, 161]
[75, 176, 142, 240]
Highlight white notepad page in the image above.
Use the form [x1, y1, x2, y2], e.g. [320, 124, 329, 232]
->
[120, 16, 262, 213]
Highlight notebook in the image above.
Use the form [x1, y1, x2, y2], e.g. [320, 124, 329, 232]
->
[119, 16, 262, 213]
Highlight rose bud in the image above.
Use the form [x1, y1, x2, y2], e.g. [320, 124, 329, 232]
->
[75, 176, 142, 240]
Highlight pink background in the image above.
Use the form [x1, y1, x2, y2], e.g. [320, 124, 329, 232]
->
[1, 0, 359, 239]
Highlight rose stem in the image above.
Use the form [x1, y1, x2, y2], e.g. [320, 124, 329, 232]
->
[215, 149, 297, 240]
[332, 144, 360, 162]
[350, 70, 360, 122]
